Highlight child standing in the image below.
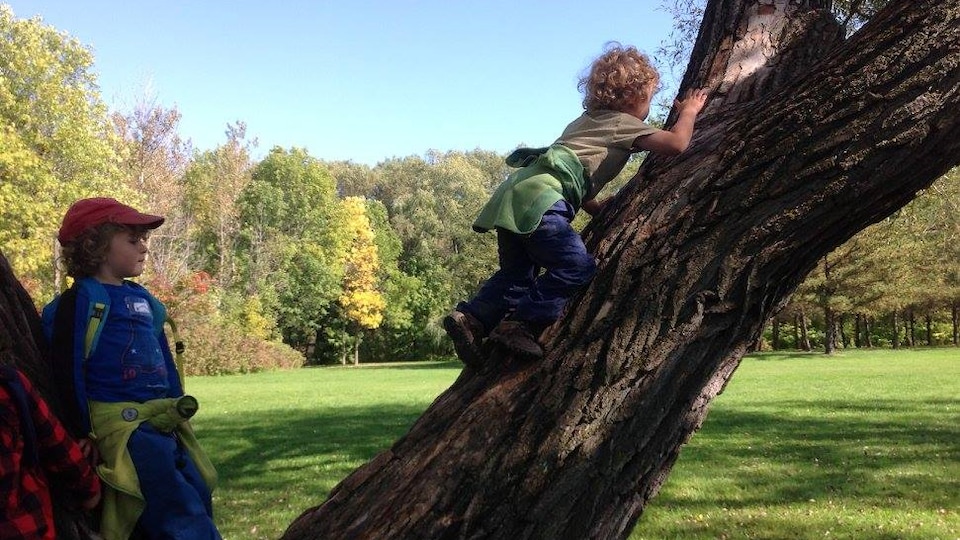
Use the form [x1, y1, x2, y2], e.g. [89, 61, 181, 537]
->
[42, 197, 220, 540]
[0, 365, 101, 540]
[444, 44, 708, 367]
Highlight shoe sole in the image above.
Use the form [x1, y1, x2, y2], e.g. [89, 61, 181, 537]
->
[443, 315, 487, 370]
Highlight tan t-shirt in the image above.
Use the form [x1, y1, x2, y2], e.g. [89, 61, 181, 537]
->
[556, 110, 658, 197]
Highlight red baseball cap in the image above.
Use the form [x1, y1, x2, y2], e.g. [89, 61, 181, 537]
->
[58, 197, 165, 244]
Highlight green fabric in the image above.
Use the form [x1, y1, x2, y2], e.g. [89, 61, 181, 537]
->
[89, 399, 218, 540]
[473, 144, 586, 234]
[556, 110, 658, 195]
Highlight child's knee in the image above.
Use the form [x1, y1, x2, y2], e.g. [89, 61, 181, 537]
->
[579, 254, 598, 283]
[564, 253, 597, 286]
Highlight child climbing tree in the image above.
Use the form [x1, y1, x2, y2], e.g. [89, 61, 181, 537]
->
[281, 0, 960, 538]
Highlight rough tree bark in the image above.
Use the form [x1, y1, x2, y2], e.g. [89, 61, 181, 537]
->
[283, 0, 960, 538]
[0, 253, 49, 392]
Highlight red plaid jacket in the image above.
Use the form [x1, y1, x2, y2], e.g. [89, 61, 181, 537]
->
[0, 368, 100, 540]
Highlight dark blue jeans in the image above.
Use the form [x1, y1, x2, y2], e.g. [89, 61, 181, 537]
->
[459, 200, 597, 332]
[127, 423, 221, 539]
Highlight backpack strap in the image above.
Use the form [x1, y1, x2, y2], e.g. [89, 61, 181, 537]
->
[163, 315, 187, 389]
[41, 285, 87, 437]
[78, 278, 111, 361]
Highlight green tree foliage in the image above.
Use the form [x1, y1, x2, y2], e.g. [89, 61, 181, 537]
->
[327, 150, 509, 359]
[352, 197, 435, 361]
[0, 6, 124, 298]
[237, 147, 346, 355]
[777, 169, 959, 351]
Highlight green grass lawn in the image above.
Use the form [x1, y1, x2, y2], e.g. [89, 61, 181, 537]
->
[184, 349, 959, 539]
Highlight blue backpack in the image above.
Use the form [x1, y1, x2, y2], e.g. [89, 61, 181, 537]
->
[41, 277, 185, 436]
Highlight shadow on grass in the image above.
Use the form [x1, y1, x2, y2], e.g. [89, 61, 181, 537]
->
[196, 387, 957, 537]
[305, 360, 462, 371]
[667, 397, 960, 510]
[200, 404, 427, 493]
[201, 394, 959, 504]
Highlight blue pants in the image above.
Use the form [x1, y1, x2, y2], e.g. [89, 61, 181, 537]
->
[459, 200, 596, 332]
[127, 424, 221, 540]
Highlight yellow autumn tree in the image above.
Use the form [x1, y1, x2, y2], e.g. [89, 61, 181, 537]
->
[338, 196, 385, 364]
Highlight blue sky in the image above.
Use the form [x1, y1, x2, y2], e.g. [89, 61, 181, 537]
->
[9, 1, 682, 165]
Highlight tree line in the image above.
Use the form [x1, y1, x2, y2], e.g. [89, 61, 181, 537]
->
[1, 6, 956, 375]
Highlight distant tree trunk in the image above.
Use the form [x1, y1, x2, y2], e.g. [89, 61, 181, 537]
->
[824, 305, 837, 355]
[925, 313, 933, 346]
[864, 316, 873, 348]
[282, 1, 960, 537]
[953, 301, 959, 346]
[353, 334, 361, 366]
[771, 317, 781, 350]
[305, 331, 317, 362]
[908, 309, 916, 346]
[838, 314, 849, 349]
[797, 310, 811, 351]
[853, 314, 862, 348]
[820, 255, 836, 354]
[892, 310, 901, 349]
[792, 314, 800, 349]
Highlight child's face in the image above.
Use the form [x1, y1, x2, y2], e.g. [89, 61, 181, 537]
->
[95, 228, 150, 284]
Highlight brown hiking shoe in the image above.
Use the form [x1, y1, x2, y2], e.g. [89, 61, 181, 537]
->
[488, 320, 543, 360]
[443, 310, 487, 370]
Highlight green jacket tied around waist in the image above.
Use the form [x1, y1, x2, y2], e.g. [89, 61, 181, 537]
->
[90, 398, 218, 540]
[473, 144, 586, 234]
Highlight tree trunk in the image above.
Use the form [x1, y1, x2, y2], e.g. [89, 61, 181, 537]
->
[284, 1, 960, 537]
[838, 314, 849, 349]
[798, 310, 811, 351]
[908, 308, 916, 346]
[865, 316, 873, 348]
[353, 334, 360, 366]
[820, 256, 836, 354]
[824, 305, 837, 355]
[793, 313, 801, 348]
[771, 316, 781, 350]
[892, 310, 901, 349]
[953, 301, 959, 346]
[853, 313, 862, 348]
[925, 313, 933, 346]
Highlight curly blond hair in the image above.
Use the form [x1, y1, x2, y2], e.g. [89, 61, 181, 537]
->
[579, 43, 659, 112]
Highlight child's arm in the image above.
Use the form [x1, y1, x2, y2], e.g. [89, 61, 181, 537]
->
[635, 88, 708, 155]
[582, 197, 611, 216]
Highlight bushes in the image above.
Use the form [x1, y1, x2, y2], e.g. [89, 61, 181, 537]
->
[151, 273, 304, 376]
[177, 319, 303, 376]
